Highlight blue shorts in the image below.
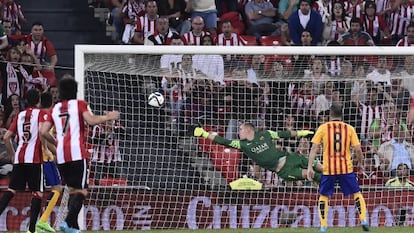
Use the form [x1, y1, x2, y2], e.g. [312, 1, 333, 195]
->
[319, 173, 360, 196]
[44, 161, 61, 186]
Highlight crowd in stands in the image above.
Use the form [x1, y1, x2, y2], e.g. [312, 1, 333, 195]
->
[97, 0, 414, 188]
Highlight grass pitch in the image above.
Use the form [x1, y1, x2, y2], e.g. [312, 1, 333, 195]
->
[79, 227, 412, 233]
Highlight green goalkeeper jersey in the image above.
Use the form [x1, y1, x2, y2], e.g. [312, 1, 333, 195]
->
[213, 130, 291, 171]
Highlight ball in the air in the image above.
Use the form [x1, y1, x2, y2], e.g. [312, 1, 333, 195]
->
[148, 92, 165, 107]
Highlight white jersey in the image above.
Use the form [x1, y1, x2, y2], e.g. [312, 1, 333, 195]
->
[46, 99, 89, 164]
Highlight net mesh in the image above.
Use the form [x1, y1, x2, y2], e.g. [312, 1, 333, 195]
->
[76, 49, 414, 230]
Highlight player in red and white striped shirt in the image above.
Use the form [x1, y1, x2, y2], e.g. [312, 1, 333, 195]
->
[0, 89, 45, 233]
[41, 78, 119, 233]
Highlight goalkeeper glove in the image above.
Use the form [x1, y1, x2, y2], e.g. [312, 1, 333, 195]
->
[297, 130, 314, 137]
[194, 127, 209, 138]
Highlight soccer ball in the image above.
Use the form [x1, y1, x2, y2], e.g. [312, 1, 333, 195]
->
[148, 92, 165, 107]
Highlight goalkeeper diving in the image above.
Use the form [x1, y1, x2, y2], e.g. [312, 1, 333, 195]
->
[193, 122, 323, 182]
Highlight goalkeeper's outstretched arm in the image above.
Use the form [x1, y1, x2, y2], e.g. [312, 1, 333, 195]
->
[193, 127, 241, 149]
[267, 130, 314, 139]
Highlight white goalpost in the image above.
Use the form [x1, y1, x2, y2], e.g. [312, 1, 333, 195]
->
[69, 45, 414, 231]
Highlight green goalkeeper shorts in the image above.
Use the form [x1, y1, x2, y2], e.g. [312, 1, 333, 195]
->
[277, 152, 317, 181]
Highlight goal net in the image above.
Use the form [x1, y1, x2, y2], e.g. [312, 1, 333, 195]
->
[3, 45, 413, 231]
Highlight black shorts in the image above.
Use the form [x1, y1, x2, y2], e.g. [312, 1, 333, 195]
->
[9, 163, 43, 192]
[58, 160, 88, 189]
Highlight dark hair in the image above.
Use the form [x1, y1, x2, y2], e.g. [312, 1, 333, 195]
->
[41, 92, 53, 109]
[59, 78, 78, 100]
[350, 17, 361, 27]
[330, 104, 343, 118]
[31, 21, 43, 28]
[201, 34, 214, 45]
[26, 89, 40, 107]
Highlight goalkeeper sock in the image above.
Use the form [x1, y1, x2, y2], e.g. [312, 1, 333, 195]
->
[353, 192, 367, 221]
[29, 194, 42, 232]
[66, 193, 85, 229]
[0, 191, 14, 215]
[318, 195, 329, 228]
[40, 190, 60, 222]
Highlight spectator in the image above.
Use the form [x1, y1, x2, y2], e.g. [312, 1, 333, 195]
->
[215, 20, 246, 66]
[132, 0, 158, 45]
[385, 163, 414, 186]
[121, 0, 145, 44]
[369, 101, 408, 149]
[0, 0, 25, 35]
[366, 56, 391, 87]
[24, 22, 57, 73]
[389, 0, 414, 45]
[361, 1, 389, 45]
[278, 0, 299, 22]
[399, 55, 414, 94]
[0, 20, 10, 52]
[378, 123, 414, 173]
[0, 127, 12, 180]
[344, 0, 364, 19]
[396, 23, 414, 47]
[338, 17, 375, 46]
[192, 34, 224, 84]
[110, 0, 129, 43]
[300, 30, 313, 46]
[48, 85, 59, 104]
[159, 33, 185, 74]
[90, 119, 125, 184]
[322, 0, 350, 45]
[144, 16, 175, 45]
[245, 0, 278, 39]
[185, 0, 218, 37]
[288, 0, 323, 45]
[247, 54, 265, 84]
[314, 81, 342, 117]
[305, 57, 330, 94]
[156, 0, 190, 35]
[224, 66, 263, 140]
[356, 154, 384, 186]
[181, 16, 208, 45]
[3, 94, 21, 129]
[215, 0, 238, 17]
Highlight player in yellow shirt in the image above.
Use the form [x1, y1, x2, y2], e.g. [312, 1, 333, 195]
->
[307, 104, 369, 232]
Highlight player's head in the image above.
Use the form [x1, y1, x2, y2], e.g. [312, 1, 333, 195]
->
[26, 89, 40, 107]
[59, 78, 78, 100]
[239, 122, 255, 140]
[329, 104, 343, 119]
[40, 91, 53, 109]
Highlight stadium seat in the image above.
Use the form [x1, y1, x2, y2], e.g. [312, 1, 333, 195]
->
[240, 35, 258, 46]
[0, 178, 10, 186]
[259, 36, 282, 46]
[197, 125, 225, 153]
[209, 145, 241, 183]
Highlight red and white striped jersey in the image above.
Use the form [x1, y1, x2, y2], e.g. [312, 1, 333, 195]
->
[359, 103, 383, 142]
[46, 99, 89, 164]
[8, 108, 44, 164]
[396, 36, 414, 46]
[389, 4, 414, 37]
[362, 15, 387, 38]
[344, 0, 364, 19]
[135, 14, 157, 39]
[215, 33, 246, 46]
[181, 31, 208, 45]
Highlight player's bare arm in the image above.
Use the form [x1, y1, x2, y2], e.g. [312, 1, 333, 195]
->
[307, 143, 319, 181]
[83, 109, 120, 126]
